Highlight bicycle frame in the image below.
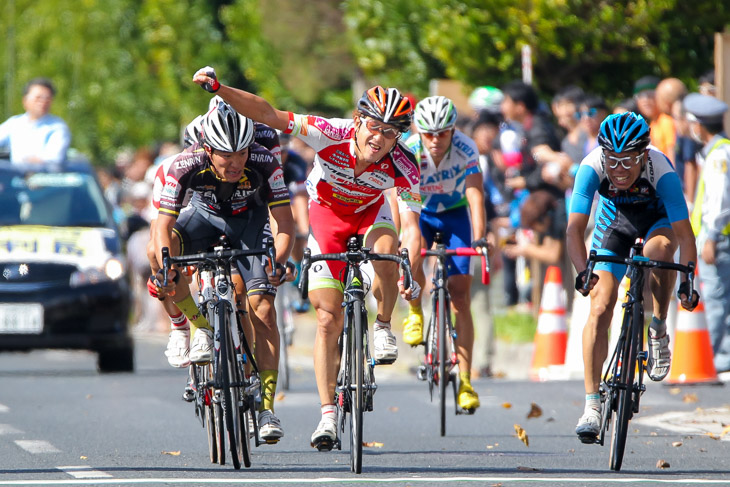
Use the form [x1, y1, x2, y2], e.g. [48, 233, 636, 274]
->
[582, 240, 695, 471]
[299, 236, 413, 474]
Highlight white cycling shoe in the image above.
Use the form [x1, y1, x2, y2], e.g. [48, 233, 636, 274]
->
[164, 328, 190, 368]
[575, 408, 601, 443]
[647, 333, 671, 381]
[373, 326, 398, 363]
[258, 409, 284, 443]
[310, 418, 337, 451]
[189, 328, 213, 364]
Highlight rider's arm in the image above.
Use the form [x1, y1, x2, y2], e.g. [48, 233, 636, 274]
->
[269, 204, 295, 266]
[465, 173, 487, 242]
[192, 70, 289, 131]
[566, 212, 590, 274]
[671, 218, 698, 271]
[399, 209, 423, 279]
[655, 166, 697, 269]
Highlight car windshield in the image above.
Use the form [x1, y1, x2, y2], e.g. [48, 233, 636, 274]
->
[0, 170, 110, 227]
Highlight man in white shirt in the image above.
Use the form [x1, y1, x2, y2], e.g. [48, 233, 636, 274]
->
[0, 78, 71, 169]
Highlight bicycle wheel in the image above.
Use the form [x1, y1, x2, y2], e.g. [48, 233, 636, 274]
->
[437, 287, 448, 437]
[214, 392, 225, 465]
[218, 303, 244, 470]
[349, 304, 365, 474]
[239, 405, 253, 468]
[201, 365, 218, 463]
[608, 304, 639, 471]
[425, 306, 437, 400]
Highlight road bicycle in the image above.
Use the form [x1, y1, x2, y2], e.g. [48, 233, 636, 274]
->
[162, 236, 276, 469]
[415, 232, 490, 436]
[581, 239, 695, 471]
[299, 236, 413, 474]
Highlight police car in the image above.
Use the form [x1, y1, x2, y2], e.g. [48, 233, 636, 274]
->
[0, 161, 134, 372]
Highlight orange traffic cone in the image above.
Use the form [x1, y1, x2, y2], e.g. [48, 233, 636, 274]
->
[667, 291, 719, 384]
[529, 266, 568, 381]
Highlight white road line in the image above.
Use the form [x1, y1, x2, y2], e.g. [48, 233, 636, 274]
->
[0, 403, 9, 413]
[0, 477, 730, 485]
[14, 440, 61, 454]
[57, 466, 113, 479]
[0, 424, 23, 435]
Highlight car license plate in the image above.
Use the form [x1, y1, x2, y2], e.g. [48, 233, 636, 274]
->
[0, 303, 43, 334]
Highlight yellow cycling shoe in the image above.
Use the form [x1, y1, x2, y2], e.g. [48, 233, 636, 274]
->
[457, 383, 480, 411]
[402, 312, 424, 346]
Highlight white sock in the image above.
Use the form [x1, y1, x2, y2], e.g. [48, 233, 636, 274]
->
[170, 312, 189, 330]
[585, 393, 600, 412]
[321, 404, 336, 422]
[374, 318, 390, 332]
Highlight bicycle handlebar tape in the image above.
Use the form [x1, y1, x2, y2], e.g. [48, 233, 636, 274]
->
[529, 265, 568, 381]
[667, 267, 720, 384]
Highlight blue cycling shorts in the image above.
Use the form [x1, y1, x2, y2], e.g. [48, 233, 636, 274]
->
[419, 206, 472, 277]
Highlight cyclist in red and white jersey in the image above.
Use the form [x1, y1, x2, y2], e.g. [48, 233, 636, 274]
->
[192, 66, 423, 451]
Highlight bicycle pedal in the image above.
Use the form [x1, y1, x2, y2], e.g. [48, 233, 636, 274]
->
[182, 387, 195, 403]
[577, 433, 599, 445]
[263, 438, 280, 445]
[456, 407, 476, 415]
[311, 437, 335, 452]
[416, 365, 427, 381]
[375, 358, 396, 365]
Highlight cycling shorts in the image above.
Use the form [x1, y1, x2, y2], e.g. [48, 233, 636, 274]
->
[591, 198, 671, 281]
[419, 206, 472, 277]
[173, 195, 276, 296]
[306, 198, 396, 292]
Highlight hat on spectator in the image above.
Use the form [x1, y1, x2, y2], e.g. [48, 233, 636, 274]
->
[683, 93, 728, 125]
[633, 75, 660, 95]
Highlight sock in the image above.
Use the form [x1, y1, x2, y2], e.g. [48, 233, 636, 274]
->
[321, 403, 336, 422]
[259, 369, 278, 412]
[374, 318, 390, 332]
[409, 301, 423, 315]
[169, 311, 189, 330]
[585, 392, 600, 412]
[175, 295, 212, 338]
[459, 370, 472, 389]
[649, 316, 667, 338]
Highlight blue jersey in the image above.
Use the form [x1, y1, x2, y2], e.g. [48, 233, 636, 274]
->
[405, 130, 481, 214]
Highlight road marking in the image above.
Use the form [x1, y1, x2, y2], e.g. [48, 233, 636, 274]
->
[1, 477, 730, 485]
[0, 424, 23, 435]
[0, 403, 9, 413]
[57, 466, 113, 479]
[14, 440, 61, 454]
[634, 407, 730, 441]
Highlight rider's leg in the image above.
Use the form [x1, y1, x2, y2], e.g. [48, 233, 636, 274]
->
[368, 227, 401, 362]
[310, 287, 345, 408]
[449, 273, 481, 410]
[643, 227, 678, 381]
[248, 293, 280, 409]
[402, 234, 428, 346]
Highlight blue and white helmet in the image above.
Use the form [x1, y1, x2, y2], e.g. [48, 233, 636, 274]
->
[598, 112, 651, 153]
[201, 102, 254, 152]
[414, 96, 457, 133]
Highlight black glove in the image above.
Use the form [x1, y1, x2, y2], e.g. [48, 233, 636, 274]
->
[575, 269, 597, 294]
[198, 66, 220, 93]
[677, 281, 700, 311]
[471, 237, 488, 249]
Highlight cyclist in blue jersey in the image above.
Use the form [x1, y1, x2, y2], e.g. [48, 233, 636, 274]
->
[401, 96, 489, 412]
[566, 112, 699, 442]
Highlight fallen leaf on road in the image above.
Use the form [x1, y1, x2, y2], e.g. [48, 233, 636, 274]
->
[514, 424, 529, 447]
[162, 451, 181, 456]
[683, 393, 699, 403]
[486, 445, 494, 449]
[656, 459, 670, 469]
[650, 432, 658, 436]
[80, 456, 87, 460]
[668, 387, 681, 395]
[388, 406, 399, 412]
[502, 402, 512, 409]
[276, 392, 285, 401]
[700, 448, 707, 452]
[720, 425, 730, 437]
[362, 441, 384, 448]
[527, 403, 542, 419]
[706, 433, 721, 440]
[516, 466, 539, 472]
[672, 441, 683, 447]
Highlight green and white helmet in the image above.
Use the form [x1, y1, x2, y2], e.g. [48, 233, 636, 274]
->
[468, 86, 503, 113]
[414, 96, 457, 133]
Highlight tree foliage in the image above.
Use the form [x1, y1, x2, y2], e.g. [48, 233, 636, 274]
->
[1, 0, 728, 163]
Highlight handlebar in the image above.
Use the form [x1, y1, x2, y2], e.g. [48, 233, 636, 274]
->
[583, 249, 695, 297]
[298, 245, 414, 301]
[421, 246, 490, 285]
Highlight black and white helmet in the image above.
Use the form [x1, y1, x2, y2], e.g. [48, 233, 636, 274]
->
[182, 115, 204, 148]
[414, 96, 458, 133]
[202, 102, 254, 152]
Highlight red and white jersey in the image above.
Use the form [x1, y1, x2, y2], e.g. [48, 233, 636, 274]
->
[284, 113, 421, 215]
[150, 154, 191, 213]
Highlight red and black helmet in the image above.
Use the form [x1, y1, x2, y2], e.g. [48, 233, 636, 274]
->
[357, 86, 414, 132]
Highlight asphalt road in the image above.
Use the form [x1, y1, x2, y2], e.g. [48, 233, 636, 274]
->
[0, 331, 729, 486]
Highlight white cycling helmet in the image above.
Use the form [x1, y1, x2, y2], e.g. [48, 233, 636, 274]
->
[208, 95, 224, 111]
[202, 102, 254, 152]
[468, 86, 504, 113]
[182, 115, 204, 148]
[414, 96, 457, 133]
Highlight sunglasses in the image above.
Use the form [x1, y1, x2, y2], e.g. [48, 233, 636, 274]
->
[574, 108, 598, 119]
[363, 118, 401, 139]
[603, 151, 644, 170]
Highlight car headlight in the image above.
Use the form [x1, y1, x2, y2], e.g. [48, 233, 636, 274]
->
[69, 257, 126, 287]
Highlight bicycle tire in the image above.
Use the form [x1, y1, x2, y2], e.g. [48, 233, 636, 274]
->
[425, 307, 437, 401]
[609, 302, 639, 471]
[214, 393, 225, 465]
[218, 304, 243, 470]
[201, 365, 218, 463]
[438, 287, 448, 437]
[350, 303, 365, 474]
